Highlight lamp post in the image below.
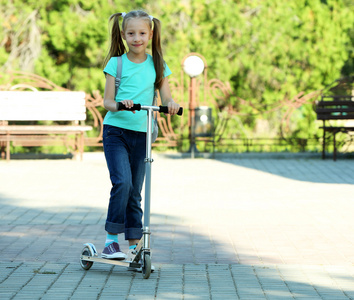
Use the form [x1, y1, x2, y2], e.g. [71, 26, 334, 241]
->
[182, 54, 205, 158]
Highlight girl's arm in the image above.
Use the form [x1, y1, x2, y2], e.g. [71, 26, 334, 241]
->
[103, 74, 134, 112]
[159, 77, 180, 115]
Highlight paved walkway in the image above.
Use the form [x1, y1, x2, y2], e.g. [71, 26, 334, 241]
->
[0, 153, 354, 299]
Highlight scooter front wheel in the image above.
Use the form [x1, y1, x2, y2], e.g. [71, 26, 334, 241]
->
[142, 253, 151, 279]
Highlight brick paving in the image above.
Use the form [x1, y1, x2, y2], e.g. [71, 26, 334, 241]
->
[0, 153, 354, 299]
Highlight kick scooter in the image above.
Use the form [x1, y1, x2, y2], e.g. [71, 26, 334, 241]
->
[80, 104, 183, 279]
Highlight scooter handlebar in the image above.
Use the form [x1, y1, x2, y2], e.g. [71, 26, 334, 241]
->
[158, 106, 183, 116]
[117, 102, 183, 116]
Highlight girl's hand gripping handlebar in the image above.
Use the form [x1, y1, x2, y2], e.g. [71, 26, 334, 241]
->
[117, 102, 183, 116]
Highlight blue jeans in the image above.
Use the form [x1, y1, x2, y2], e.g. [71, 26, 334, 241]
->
[103, 125, 146, 240]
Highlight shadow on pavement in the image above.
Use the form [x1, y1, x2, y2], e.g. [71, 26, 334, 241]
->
[215, 157, 354, 184]
[1, 156, 354, 299]
[1, 195, 354, 299]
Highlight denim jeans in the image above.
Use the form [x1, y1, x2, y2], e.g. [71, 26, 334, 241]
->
[103, 125, 146, 240]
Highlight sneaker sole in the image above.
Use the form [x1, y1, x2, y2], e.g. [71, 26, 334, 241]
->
[101, 253, 126, 260]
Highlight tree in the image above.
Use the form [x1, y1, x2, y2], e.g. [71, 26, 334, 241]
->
[1, 0, 144, 92]
[1, 0, 353, 144]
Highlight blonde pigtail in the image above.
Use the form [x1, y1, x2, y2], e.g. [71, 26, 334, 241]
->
[103, 13, 127, 68]
[151, 18, 165, 90]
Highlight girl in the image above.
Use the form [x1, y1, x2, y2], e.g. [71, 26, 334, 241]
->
[101, 10, 180, 261]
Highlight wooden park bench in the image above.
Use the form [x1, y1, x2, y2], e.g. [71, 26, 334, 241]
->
[315, 95, 354, 160]
[0, 90, 92, 161]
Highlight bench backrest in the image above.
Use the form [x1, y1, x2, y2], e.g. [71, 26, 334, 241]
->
[316, 95, 354, 120]
[0, 91, 87, 121]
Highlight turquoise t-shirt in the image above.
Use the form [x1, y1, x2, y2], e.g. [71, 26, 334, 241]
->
[103, 53, 172, 132]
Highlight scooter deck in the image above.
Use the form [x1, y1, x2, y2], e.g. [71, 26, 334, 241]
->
[80, 239, 145, 269]
[80, 255, 141, 268]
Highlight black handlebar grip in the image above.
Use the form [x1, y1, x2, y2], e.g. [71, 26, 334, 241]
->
[117, 102, 183, 116]
[117, 102, 141, 111]
[159, 106, 183, 116]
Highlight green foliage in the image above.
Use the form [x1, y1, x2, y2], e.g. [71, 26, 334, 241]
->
[154, 0, 353, 141]
[1, 0, 142, 91]
[1, 0, 353, 148]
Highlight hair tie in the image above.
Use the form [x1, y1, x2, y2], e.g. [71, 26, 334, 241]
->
[121, 12, 126, 18]
[149, 15, 154, 21]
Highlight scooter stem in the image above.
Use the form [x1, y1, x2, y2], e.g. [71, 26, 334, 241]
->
[143, 108, 154, 250]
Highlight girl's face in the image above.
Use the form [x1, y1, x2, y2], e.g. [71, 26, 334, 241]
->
[122, 18, 152, 57]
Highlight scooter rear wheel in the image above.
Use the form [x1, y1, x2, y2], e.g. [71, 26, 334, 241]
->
[80, 246, 94, 270]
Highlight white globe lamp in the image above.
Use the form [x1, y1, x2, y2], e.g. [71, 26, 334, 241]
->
[183, 56, 205, 78]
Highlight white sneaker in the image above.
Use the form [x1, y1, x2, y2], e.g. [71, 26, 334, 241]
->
[125, 249, 155, 272]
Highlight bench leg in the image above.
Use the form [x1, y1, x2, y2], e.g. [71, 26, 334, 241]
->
[6, 133, 10, 161]
[72, 134, 78, 161]
[73, 132, 84, 161]
[0, 140, 4, 160]
[322, 128, 326, 160]
[79, 132, 84, 161]
[333, 132, 337, 161]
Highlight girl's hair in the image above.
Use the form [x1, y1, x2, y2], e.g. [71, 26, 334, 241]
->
[104, 10, 165, 90]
